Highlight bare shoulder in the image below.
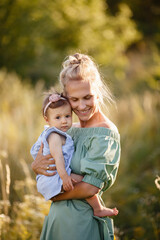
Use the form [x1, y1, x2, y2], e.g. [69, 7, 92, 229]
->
[97, 117, 118, 132]
[101, 121, 118, 133]
[97, 122, 111, 128]
[72, 122, 81, 128]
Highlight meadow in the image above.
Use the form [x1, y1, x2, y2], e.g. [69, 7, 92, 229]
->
[0, 70, 159, 239]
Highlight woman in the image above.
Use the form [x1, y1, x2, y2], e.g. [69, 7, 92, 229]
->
[32, 53, 121, 240]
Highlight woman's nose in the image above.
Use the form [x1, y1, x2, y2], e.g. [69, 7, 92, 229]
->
[78, 100, 86, 110]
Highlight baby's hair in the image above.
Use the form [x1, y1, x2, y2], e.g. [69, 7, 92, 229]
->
[42, 90, 70, 117]
[59, 53, 115, 108]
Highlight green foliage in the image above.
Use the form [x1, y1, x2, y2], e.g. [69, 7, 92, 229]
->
[1, 0, 159, 95]
[0, 0, 140, 86]
[107, 0, 160, 48]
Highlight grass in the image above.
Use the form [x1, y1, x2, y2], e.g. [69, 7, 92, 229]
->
[0, 70, 159, 239]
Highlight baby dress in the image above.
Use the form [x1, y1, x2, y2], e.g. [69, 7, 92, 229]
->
[30, 126, 74, 200]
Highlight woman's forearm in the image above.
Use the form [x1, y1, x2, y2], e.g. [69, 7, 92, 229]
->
[51, 182, 100, 202]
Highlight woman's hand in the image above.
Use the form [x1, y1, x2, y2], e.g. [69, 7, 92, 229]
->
[31, 142, 57, 176]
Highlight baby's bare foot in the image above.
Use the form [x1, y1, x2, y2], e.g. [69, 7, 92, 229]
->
[94, 207, 119, 217]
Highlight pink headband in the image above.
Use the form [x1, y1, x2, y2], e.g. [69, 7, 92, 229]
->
[44, 94, 66, 116]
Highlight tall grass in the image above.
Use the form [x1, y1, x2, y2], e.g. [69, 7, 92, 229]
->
[105, 91, 160, 239]
[0, 70, 159, 239]
[0, 71, 51, 239]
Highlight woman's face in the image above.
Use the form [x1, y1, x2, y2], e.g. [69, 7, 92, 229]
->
[65, 80, 99, 122]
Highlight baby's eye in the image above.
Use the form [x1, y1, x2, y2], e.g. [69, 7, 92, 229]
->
[66, 115, 71, 118]
[56, 116, 60, 119]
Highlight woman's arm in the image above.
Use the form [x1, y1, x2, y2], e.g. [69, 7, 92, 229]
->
[51, 181, 100, 202]
[31, 142, 56, 176]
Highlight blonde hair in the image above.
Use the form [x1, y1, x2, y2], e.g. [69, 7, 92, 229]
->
[59, 53, 115, 107]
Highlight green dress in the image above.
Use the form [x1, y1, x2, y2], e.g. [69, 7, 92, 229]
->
[40, 127, 121, 240]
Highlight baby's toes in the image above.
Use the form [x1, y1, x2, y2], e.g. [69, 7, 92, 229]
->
[113, 208, 119, 215]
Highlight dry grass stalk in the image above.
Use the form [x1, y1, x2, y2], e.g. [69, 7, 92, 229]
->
[0, 160, 10, 215]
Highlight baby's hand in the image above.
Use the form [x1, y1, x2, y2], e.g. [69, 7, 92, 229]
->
[62, 175, 74, 191]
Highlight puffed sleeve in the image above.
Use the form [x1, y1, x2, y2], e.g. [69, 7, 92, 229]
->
[81, 134, 121, 191]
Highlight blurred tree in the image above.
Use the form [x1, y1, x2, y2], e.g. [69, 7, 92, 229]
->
[106, 0, 160, 48]
[105, 0, 160, 95]
[0, 0, 140, 87]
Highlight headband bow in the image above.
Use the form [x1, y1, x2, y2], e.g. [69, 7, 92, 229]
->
[44, 94, 66, 116]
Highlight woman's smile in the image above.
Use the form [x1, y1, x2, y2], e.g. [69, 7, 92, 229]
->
[76, 108, 91, 116]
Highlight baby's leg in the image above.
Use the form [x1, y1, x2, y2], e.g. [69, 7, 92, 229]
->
[70, 173, 83, 186]
[86, 195, 118, 217]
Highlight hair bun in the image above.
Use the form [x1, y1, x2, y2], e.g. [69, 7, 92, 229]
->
[63, 54, 83, 68]
[69, 55, 81, 65]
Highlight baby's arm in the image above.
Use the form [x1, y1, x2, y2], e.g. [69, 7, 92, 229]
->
[48, 133, 74, 191]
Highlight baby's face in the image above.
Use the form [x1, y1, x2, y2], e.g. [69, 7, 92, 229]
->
[46, 103, 72, 132]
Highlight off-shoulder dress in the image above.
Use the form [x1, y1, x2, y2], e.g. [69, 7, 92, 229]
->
[40, 127, 121, 240]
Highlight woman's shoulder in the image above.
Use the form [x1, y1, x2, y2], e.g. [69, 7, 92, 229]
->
[97, 114, 119, 133]
[88, 118, 118, 134]
[72, 122, 81, 128]
[98, 122, 119, 133]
